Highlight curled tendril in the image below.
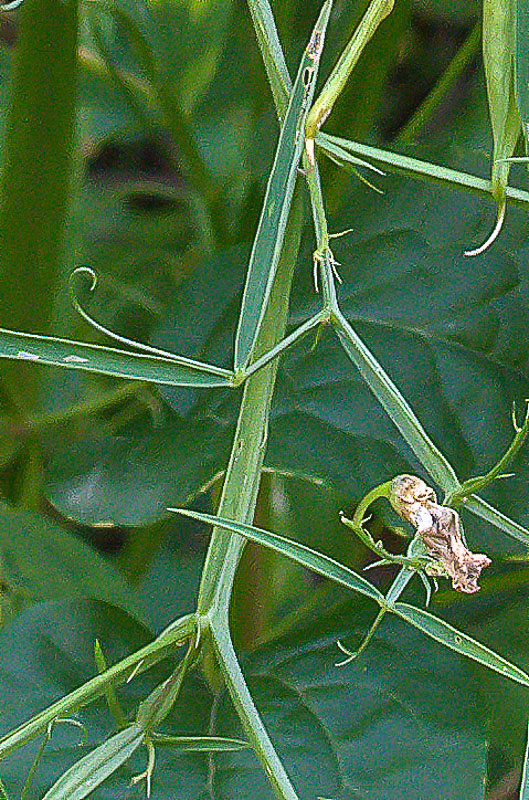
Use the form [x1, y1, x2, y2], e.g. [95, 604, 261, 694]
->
[464, 199, 506, 257]
[131, 737, 156, 797]
[69, 266, 189, 364]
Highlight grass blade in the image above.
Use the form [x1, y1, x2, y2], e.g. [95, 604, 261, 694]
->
[465, 495, 529, 548]
[393, 602, 529, 686]
[332, 310, 459, 491]
[234, 0, 333, 370]
[41, 725, 144, 800]
[0, 328, 233, 388]
[174, 509, 384, 603]
[317, 133, 529, 208]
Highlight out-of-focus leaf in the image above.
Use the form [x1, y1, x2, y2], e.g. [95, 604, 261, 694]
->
[0, 500, 133, 615]
[45, 418, 232, 526]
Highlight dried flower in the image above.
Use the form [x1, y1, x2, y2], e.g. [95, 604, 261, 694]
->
[389, 475, 491, 593]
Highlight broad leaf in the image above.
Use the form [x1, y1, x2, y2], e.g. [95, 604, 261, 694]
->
[0, 595, 487, 800]
[0, 500, 133, 618]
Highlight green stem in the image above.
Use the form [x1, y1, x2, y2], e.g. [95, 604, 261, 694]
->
[340, 482, 427, 569]
[0, 0, 79, 411]
[197, 193, 303, 615]
[446, 403, 529, 506]
[305, 0, 394, 147]
[304, 162, 340, 309]
[397, 21, 481, 144]
[209, 621, 299, 800]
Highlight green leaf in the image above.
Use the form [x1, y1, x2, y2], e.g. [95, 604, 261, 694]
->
[49, 182, 529, 547]
[213, 596, 487, 800]
[45, 418, 232, 526]
[246, 0, 291, 118]
[0, 596, 487, 800]
[317, 133, 529, 209]
[393, 602, 529, 686]
[517, 0, 529, 140]
[174, 509, 385, 604]
[446, 582, 529, 759]
[152, 735, 249, 752]
[465, 494, 529, 548]
[0, 500, 133, 615]
[234, 0, 333, 369]
[333, 310, 459, 492]
[0, 327, 232, 389]
[41, 724, 145, 800]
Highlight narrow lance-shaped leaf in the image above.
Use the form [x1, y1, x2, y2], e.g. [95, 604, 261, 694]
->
[234, 0, 333, 370]
[316, 133, 529, 209]
[466, 0, 521, 257]
[332, 311, 459, 492]
[0, 328, 233, 388]
[151, 735, 249, 751]
[41, 724, 144, 800]
[174, 508, 384, 603]
[393, 602, 529, 687]
[464, 494, 529, 548]
[246, 0, 291, 118]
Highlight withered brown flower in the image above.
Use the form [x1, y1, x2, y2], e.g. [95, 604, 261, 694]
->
[389, 475, 491, 594]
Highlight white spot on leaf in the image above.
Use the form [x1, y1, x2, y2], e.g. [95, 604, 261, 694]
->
[17, 350, 40, 361]
[63, 355, 89, 364]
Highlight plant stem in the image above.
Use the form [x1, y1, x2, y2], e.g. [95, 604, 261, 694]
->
[397, 21, 481, 145]
[209, 621, 299, 800]
[0, 0, 79, 411]
[446, 403, 529, 506]
[305, 0, 394, 154]
[197, 193, 303, 616]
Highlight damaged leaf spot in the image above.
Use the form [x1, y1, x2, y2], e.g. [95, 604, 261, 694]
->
[389, 475, 491, 594]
